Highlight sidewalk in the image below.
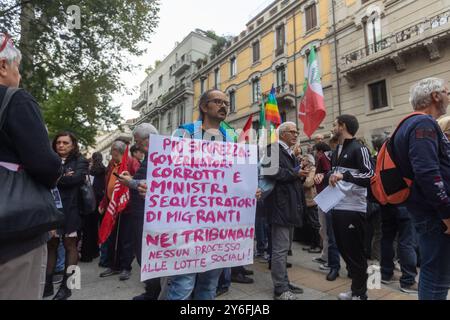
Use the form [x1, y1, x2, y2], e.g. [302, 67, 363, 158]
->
[64, 240, 418, 300]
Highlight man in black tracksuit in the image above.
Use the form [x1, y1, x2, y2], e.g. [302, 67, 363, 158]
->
[327, 115, 374, 300]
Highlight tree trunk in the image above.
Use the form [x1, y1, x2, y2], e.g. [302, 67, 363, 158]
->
[18, 0, 34, 90]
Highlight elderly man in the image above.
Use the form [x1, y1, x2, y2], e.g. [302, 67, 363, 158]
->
[392, 78, 450, 300]
[117, 123, 162, 300]
[99, 140, 140, 281]
[0, 33, 62, 299]
[264, 121, 308, 300]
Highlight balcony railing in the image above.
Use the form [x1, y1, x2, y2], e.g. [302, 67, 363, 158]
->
[161, 83, 191, 105]
[262, 82, 295, 100]
[172, 55, 192, 76]
[132, 91, 148, 111]
[342, 9, 450, 66]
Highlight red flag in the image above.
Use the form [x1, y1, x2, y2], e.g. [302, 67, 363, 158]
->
[299, 47, 326, 138]
[238, 114, 254, 143]
[98, 145, 130, 244]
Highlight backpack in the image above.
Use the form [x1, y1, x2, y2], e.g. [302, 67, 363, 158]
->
[370, 112, 425, 205]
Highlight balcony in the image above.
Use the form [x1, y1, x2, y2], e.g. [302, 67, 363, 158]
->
[262, 82, 295, 100]
[341, 9, 450, 79]
[171, 55, 192, 76]
[161, 83, 192, 106]
[131, 91, 148, 111]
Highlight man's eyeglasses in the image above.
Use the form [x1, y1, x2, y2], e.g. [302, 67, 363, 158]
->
[441, 90, 450, 97]
[283, 130, 299, 136]
[208, 99, 230, 107]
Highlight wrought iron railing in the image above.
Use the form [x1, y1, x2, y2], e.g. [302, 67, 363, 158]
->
[342, 10, 450, 65]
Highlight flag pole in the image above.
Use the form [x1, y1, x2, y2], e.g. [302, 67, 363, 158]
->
[113, 213, 121, 270]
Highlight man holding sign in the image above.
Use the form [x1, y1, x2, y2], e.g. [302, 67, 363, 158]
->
[138, 89, 260, 300]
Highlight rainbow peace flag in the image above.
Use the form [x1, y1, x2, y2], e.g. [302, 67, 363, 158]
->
[265, 85, 281, 127]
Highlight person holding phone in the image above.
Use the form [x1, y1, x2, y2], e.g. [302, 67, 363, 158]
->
[98, 140, 140, 282]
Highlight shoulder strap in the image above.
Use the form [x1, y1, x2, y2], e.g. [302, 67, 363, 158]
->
[0, 87, 20, 130]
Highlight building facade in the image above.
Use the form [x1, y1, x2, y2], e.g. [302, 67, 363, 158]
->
[132, 30, 216, 135]
[86, 121, 134, 165]
[330, 0, 450, 145]
[192, 0, 334, 135]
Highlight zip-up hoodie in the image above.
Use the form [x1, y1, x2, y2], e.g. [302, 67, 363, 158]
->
[327, 138, 374, 213]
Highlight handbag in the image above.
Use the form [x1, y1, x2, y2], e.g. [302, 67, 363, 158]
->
[79, 175, 96, 215]
[0, 87, 64, 241]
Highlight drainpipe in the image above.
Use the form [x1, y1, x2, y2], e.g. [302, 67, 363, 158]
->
[293, 6, 299, 128]
[332, 0, 342, 116]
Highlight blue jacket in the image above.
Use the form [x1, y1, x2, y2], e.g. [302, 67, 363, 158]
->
[393, 114, 450, 220]
[175, 120, 237, 142]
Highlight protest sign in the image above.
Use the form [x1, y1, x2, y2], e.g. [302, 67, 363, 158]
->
[141, 134, 258, 281]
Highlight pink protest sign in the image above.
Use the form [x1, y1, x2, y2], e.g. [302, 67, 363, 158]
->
[141, 135, 258, 281]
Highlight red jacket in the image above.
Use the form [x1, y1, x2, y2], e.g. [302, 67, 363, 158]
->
[99, 156, 141, 211]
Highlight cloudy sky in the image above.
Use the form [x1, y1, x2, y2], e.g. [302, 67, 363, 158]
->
[115, 0, 272, 120]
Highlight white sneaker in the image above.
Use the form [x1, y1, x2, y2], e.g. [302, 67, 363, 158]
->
[319, 263, 330, 270]
[338, 291, 353, 300]
[274, 291, 298, 300]
[338, 291, 368, 300]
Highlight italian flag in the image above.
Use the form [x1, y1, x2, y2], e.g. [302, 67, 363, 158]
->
[299, 47, 326, 138]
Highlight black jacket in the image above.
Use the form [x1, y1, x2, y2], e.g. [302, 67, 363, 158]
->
[265, 143, 305, 227]
[0, 85, 62, 263]
[58, 154, 89, 234]
[327, 138, 374, 213]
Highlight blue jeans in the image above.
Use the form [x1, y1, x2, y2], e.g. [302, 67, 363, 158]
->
[55, 240, 65, 273]
[166, 268, 223, 300]
[326, 210, 341, 270]
[255, 203, 268, 255]
[380, 205, 417, 286]
[411, 213, 450, 300]
[217, 268, 231, 290]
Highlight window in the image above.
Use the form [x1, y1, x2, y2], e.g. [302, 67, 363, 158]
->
[280, 111, 287, 123]
[276, 65, 286, 87]
[180, 77, 185, 86]
[276, 25, 285, 56]
[158, 75, 163, 87]
[200, 78, 206, 94]
[149, 84, 153, 94]
[369, 80, 388, 110]
[214, 68, 220, 89]
[364, 15, 382, 54]
[252, 79, 261, 103]
[252, 41, 260, 63]
[230, 57, 237, 77]
[153, 118, 159, 131]
[305, 4, 317, 32]
[177, 104, 185, 126]
[167, 111, 172, 127]
[169, 66, 173, 76]
[229, 91, 236, 113]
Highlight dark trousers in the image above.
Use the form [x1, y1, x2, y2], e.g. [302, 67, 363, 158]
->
[255, 201, 268, 255]
[107, 212, 134, 271]
[325, 210, 341, 270]
[132, 211, 161, 299]
[380, 205, 417, 286]
[332, 210, 368, 297]
[80, 212, 100, 260]
[305, 206, 321, 248]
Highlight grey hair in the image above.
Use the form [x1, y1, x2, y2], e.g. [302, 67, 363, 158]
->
[0, 34, 22, 64]
[132, 123, 158, 139]
[303, 154, 316, 166]
[276, 121, 297, 136]
[111, 140, 127, 154]
[409, 78, 446, 111]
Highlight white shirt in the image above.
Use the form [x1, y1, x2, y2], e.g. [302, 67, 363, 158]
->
[278, 140, 294, 157]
